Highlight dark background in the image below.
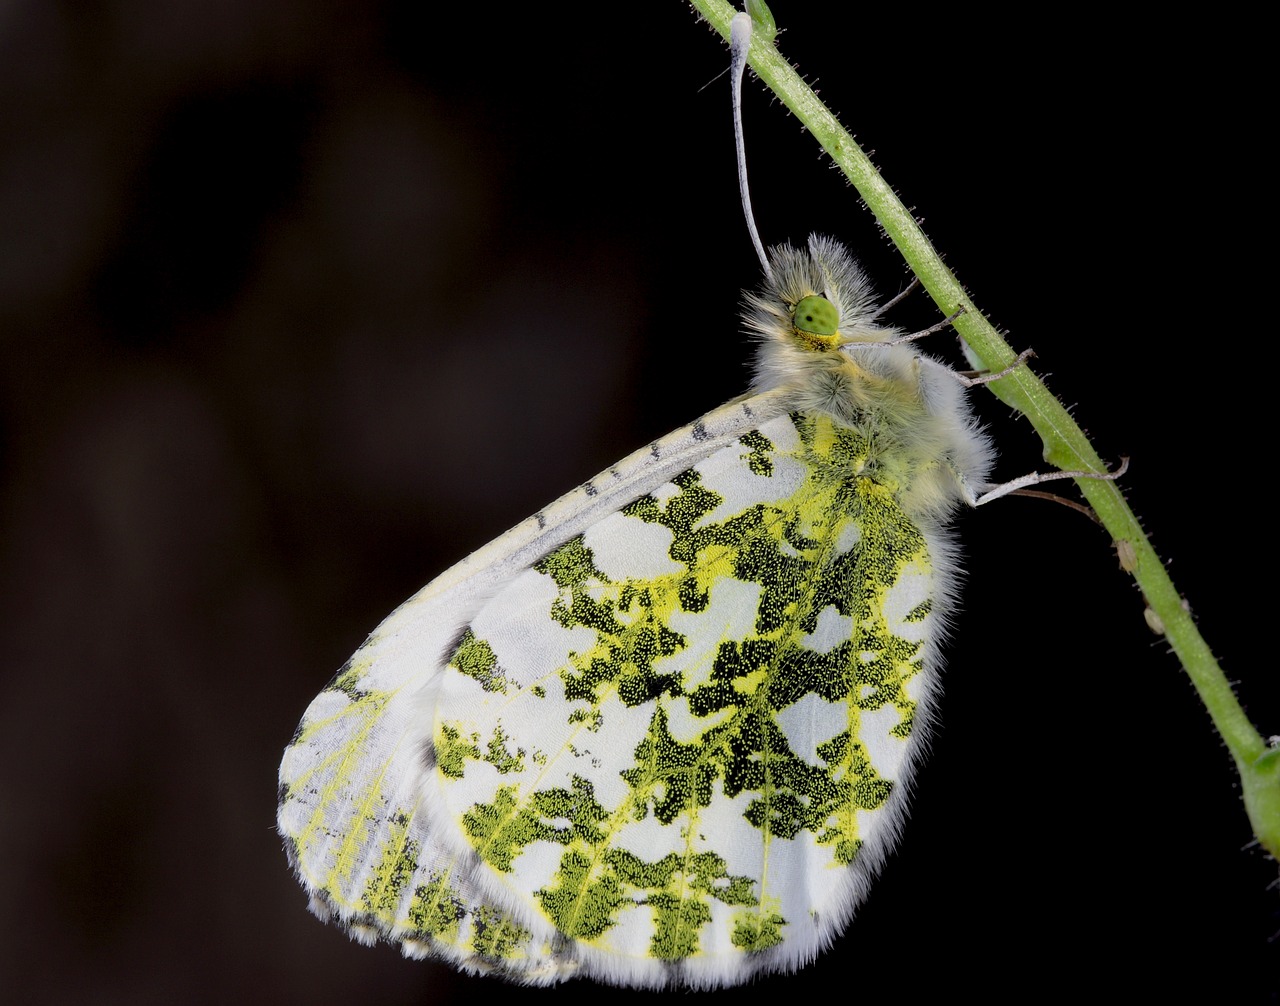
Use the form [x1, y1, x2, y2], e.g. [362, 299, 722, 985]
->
[2, 1, 1275, 1001]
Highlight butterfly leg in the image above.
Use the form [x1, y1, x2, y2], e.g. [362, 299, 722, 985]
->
[958, 456, 1130, 508]
[946, 348, 1036, 388]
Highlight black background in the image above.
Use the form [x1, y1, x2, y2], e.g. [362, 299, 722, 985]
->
[2, 2, 1275, 1001]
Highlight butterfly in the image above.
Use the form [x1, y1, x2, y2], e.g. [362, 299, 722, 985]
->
[276, 10, 1105, 990]
[276, 226, 1006, 987]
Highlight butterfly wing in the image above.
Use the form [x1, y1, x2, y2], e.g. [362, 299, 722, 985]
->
[427, 409, 941, 986]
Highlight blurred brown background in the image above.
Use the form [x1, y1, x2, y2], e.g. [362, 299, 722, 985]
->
[1, 2, 1275, 1002]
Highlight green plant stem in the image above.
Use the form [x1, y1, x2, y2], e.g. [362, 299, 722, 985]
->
[687, 0, 1278, 858]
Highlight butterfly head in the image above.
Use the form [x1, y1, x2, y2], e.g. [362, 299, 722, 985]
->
[745, 235, 890, 359]
[791, 294, 841, 351]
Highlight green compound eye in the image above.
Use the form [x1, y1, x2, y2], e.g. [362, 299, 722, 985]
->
[793, 295, 839, 337]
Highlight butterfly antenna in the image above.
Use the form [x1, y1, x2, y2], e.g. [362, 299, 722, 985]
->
[731, 13, 774, 284]
[868, 276, 921, 321]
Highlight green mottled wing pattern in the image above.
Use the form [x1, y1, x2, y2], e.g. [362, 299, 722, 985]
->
[278, 409, 943, 988]
[425, 410, 939, 985]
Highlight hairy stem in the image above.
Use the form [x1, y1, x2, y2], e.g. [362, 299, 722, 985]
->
[687, 0, 1278, 858]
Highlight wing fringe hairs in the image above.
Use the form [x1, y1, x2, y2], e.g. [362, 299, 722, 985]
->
[278, 236, 995, 989]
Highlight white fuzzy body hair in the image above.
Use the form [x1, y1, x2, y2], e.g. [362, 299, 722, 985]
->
[744, 235, 996, 527]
